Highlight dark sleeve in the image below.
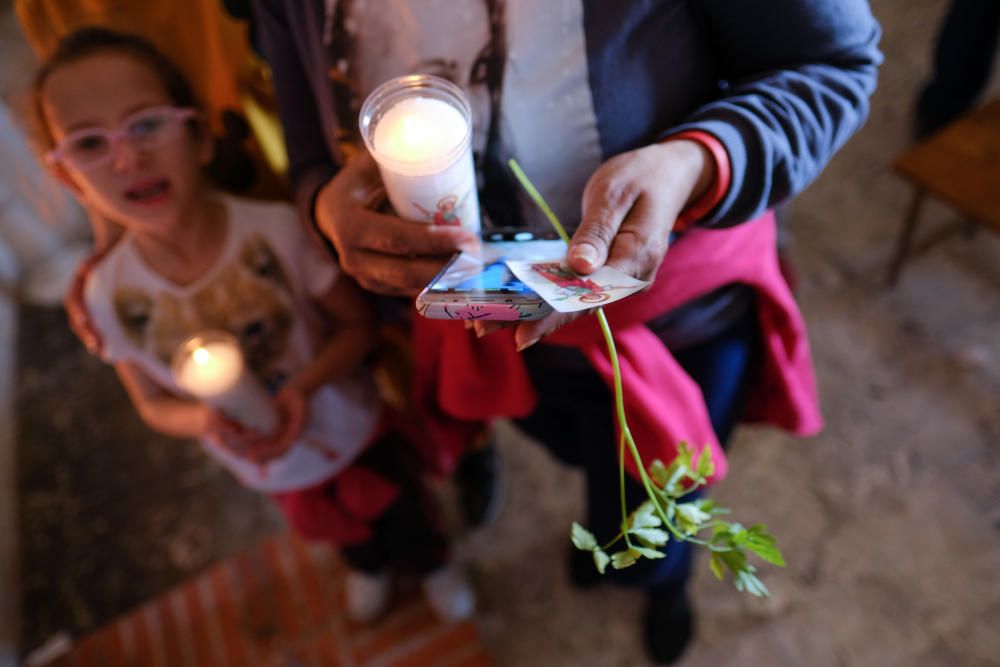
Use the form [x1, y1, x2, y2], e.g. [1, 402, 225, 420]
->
[251, 0, 339, 227]
[668, 0, 882, 227]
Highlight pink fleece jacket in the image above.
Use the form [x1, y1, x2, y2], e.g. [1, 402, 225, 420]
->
[412, 211, 823, 484]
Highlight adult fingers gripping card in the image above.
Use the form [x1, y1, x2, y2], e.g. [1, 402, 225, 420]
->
[505, 260, 649, 313]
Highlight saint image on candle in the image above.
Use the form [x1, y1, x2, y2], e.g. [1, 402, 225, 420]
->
[413, 194, 466, 227]
[171, 331, 278, 435]
[361, 74, 482, 234]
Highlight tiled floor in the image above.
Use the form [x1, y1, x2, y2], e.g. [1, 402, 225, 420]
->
[34, 534, 492, 667]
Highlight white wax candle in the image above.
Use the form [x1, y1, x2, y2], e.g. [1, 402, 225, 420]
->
[173, 334, 279, 435]
[361, 77, 482, 234]
[373, 97, 468, 167]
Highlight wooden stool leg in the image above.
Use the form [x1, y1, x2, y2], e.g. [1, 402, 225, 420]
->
[887, 188, 926, 286]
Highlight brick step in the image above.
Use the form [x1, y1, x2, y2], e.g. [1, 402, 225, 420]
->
[38, 534, 492, 667]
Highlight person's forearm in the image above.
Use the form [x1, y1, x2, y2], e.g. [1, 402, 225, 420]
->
[251, 0, 340, 229]
[136, 398, 210, 439]
[668, 0, 882, 227]
[286, 324, 376, 397]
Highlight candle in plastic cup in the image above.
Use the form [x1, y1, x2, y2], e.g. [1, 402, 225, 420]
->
[360, 74, 481, 234]
[171, 331, 279, 435]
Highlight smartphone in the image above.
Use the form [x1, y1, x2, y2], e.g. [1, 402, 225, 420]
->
[416, 236, 566, 321]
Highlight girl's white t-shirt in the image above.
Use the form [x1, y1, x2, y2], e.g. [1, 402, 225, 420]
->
[84, 195, 379, 493]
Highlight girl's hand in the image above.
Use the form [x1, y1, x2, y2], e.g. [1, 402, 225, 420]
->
[243, 386, 309, 464]
[203, 408, 259, 457]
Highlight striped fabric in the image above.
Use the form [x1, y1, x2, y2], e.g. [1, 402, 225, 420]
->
[39, 535, 492, 667]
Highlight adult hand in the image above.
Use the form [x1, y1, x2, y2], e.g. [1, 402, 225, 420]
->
[486, 139, 715, 349]
[314, 153, 479, 296]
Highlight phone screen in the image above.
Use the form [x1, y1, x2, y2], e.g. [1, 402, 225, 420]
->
[428, 240, 566, 295]
[429, 256, 531, 294]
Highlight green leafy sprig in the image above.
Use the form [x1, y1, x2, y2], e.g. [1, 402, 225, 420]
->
[508, 159, 785, 596]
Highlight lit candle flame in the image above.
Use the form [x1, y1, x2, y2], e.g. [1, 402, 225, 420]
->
[193, 346, 210, 365]
[372, 96, 467, 165]
[402, 115, 428, 151]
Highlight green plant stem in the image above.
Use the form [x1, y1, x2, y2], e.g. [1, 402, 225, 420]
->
[510, 157, 647, 551]
[595, 309, 634, 548]
[508, 160, 572, 243]
[619, 431, 633, 548]
[595, 308, 682, 546]
[510, 158, 743, 558]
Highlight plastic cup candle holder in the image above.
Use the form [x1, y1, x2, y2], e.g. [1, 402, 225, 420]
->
[360, 74, 482, 234]
[171, 330, 278, 435]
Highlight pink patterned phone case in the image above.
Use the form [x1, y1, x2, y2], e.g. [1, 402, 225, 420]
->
[416, 298, 552, 321]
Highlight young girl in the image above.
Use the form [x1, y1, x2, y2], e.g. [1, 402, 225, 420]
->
[33, 26, 474, 623]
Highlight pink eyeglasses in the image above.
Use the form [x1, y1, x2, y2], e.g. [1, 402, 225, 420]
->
[45, 106, 197, 171]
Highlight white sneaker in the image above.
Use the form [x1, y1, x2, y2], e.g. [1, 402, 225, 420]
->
[421, 566, 476, 622]
[344, 569, 391, 623]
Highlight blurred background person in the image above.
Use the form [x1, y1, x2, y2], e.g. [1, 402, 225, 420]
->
[915, 0, 1000, 137]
